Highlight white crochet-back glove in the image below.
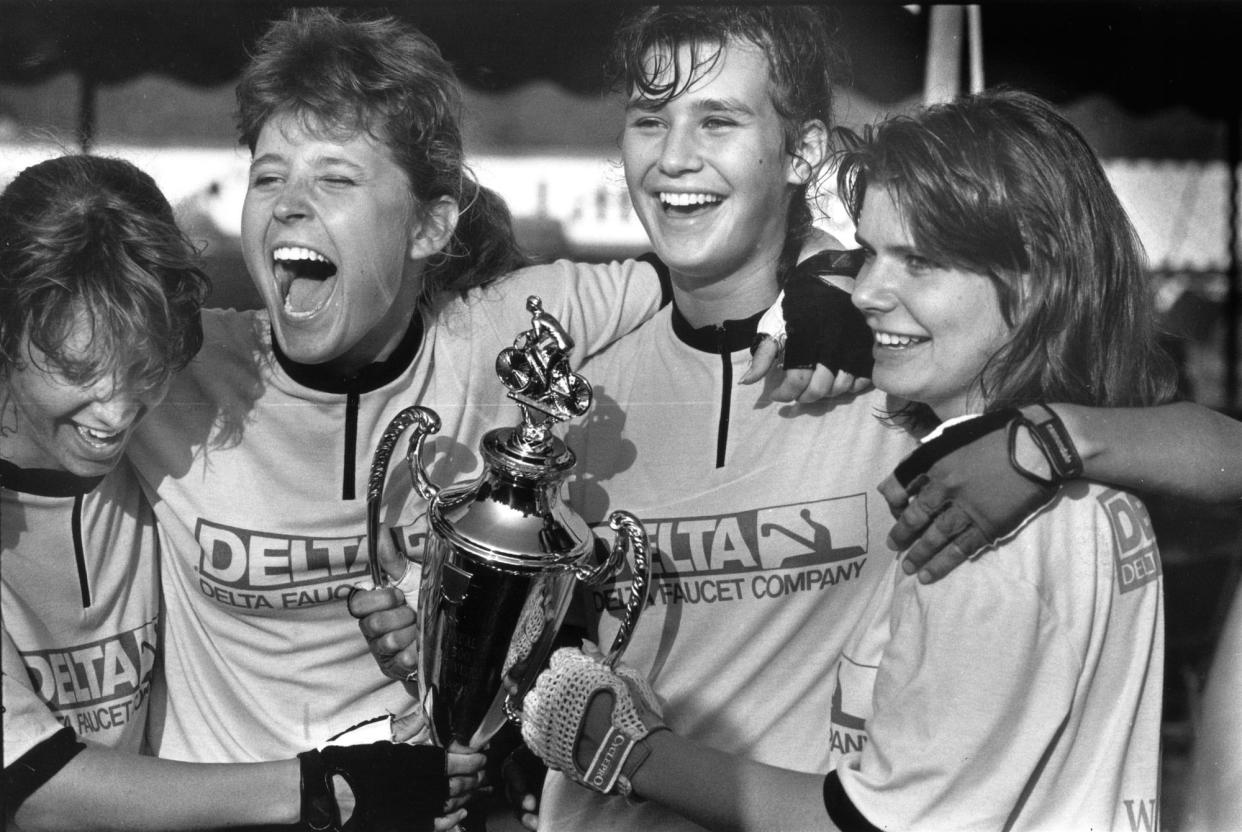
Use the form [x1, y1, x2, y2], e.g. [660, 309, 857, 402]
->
[521, 646, 665, 797]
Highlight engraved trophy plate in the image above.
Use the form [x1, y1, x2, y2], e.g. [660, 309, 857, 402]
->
[367, 296, 651, 749]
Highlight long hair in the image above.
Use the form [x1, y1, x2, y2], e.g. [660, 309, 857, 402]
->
[0, 155, 209, 391]
[609, 6, 845, 283]
[836, 89, 1177, 419]
[236, 8, 527, 299]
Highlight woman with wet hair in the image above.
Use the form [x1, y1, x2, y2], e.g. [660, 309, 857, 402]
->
[1, 154, 477, 832]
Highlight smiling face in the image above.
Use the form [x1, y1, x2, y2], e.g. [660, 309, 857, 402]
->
[622, 39, 804, 299]
[1, 318, 167, 477]
[242, 112, 436, 376]
[852, 186, 1013, 421]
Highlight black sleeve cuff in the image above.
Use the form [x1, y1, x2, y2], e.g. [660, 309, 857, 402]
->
[823, 770, 883, 832]
[4, 727, 86, 808]
[637, 252, 673, 308]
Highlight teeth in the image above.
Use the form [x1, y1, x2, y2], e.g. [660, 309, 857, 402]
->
[77, 425, 122, 446]
[875, 331, 924, 347]
[273, 246, 330, 264]
[658, 192, 722, 207]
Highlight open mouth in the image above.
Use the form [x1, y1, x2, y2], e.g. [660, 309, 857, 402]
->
[874, 331, 929, 349]
[658, 192, 723, 216]
[273, 245, 338, 319]
[75, 424, 126, 451]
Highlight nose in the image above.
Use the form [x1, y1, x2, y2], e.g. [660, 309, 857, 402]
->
[86, 377, 155, 430]
[658, 123, 704, 176]
[273, 177, 314, 223]
[88, 395, 142, 431]
[851, 258, 897, 314]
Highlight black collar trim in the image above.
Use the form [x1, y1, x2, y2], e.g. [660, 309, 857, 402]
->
[272, 312, 426, 394]
[671, 304, 765, 354]
[641, 251, 766, 354]
[0, 459, 102, 497]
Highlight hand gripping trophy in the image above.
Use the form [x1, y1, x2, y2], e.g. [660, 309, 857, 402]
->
[365, 296, 651, 750]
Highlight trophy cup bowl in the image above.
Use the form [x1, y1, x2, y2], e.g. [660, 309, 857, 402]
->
[366, 297, 651, 750]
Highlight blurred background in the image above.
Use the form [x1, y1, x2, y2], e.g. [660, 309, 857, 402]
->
[3, 2, 1240, 825]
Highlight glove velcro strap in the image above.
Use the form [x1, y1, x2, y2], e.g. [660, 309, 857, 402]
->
[1010, 404, 1084, 486]
[584, 725, 641, 795]
[893, 409, 1020, 487]
[297, 748, 341, 832]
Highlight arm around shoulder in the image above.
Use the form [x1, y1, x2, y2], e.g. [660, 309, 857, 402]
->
[1052, 402, 1242, 502]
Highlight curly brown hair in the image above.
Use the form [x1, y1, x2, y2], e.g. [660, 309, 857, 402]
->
[0, 154, 209, 392]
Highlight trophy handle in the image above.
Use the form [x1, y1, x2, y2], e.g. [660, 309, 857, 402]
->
[579, 510, 652, 669]
[365, 405, 442, 587]
[502, 511, 652, 728]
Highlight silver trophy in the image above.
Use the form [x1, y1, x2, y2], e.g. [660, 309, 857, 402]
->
[366, 296, 651, 749]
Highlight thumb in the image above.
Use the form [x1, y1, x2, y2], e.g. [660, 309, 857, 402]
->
[360, 525, 411, 585]
[741, 337, 781, 385]
[877, 474, 911, 518]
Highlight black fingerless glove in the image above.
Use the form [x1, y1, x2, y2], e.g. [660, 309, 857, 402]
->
[892, 405, 1084, 547]
[299, 741, 447, 832]
[781, 249, 873, 377]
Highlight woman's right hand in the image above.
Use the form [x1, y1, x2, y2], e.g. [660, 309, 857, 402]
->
[349, 585, 420, 685]
[350, 524, 423, 684]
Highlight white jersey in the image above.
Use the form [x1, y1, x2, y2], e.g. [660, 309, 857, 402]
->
[126, 259, 663, 762]
[2, 460, 159, 778]
[540, 301, 915, 832]
[827, 481, 1164, 832]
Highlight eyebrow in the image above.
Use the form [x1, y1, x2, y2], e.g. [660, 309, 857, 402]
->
[625, 96, 756, 117]
[694, 97, 755, 116]
[249, 153, 369, 172]
[855, 230, 919, 258]
[249, 153, 283, 169]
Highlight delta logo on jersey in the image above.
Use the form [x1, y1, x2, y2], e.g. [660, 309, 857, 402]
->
[1099, 489, 1161, 594]
[21, 619, 157, 739]
[195, 518, 373, 610]
[827, 657, 876, 759]
[592, 493, 870, 612]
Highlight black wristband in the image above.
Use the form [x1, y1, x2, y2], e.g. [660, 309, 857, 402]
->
[297, 748, 340, 832]
[1009, 404, 1084, 486]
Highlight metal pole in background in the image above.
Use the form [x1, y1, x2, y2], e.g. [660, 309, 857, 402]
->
[1227, 108, 1239, 412]
[77, 75, 95, 153]
[967, 5, 984, 94]
[923, 5, 964, 106]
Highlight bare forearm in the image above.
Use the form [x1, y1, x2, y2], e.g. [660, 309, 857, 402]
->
[1053, 402, 1242, 502]
[628, 731, 836, 832]
[14, 748, 300, 831]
